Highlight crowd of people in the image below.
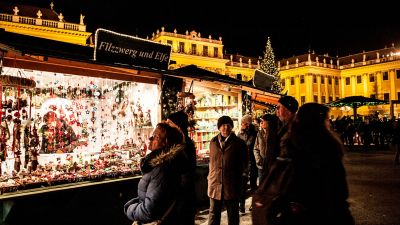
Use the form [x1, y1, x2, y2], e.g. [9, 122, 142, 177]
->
[330, 115, 398, 151]
[123, 95, 361, 225]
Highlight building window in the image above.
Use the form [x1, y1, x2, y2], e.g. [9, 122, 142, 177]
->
[313, 95, 318, 103]
[179, 42, 184, 53]
[328, 77, 332, 85]
[383, 71, 389, 80]
[329, 96, 333, 102]
[214, 47, 218, 57]
[384, 93, 390, 101]
[191, 44, 197, 55]
[300, 75, 304, 84]
[321, 96, 326, 103]
[301, 96, 305, 105]
[345, 77, 350, 85]
[369, 73, 375, 82]
[370, 94, 376, 99]
[281, 80, 285, 87]
[203, 46, 208, 56]
[167, 40, 173, 46]
[357, 75, 362, 83]
[313, 76, 317, 83]
[290, 77, 295, 85]
[321, 76, 325, 84]
[398, 92, 400, 100]
[335, 77, 339, 85]
[397, 70, 400, 79]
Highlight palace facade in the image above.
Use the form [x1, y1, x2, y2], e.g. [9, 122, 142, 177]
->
[1, 2, 400, 117]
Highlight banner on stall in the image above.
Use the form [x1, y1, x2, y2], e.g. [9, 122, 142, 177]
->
[94, 28, 171, 70]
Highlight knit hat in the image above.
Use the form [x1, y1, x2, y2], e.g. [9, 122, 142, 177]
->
[278, 95, 299, 113]
[241, 115, 252, 125]
[217, 116, 234, 129]
[167, 110, 188, 131]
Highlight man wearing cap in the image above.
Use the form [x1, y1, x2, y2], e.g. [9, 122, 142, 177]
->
[207, 115, 248, 225]
[262, 95, 299, 179]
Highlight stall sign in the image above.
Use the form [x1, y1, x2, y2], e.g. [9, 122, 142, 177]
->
[94, 29, 171, 70]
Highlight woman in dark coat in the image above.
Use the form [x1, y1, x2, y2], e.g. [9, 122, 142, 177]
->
[283, 103, 354, 225]
[124, 123, 184, 225]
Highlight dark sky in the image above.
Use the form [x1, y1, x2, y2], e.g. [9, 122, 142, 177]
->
[9, 0, 400, 60]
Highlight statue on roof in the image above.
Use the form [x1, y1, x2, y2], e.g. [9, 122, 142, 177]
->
[80, 14, 85, 25]
[13, 6, 19, 16]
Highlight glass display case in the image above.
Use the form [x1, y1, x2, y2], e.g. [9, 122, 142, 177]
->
[0, 67, 159, 194]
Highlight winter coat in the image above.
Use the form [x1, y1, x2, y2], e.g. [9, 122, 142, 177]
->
[237, 124, 258, 174]
[124, 144, 185, 225]
[273, 130, 354, 225]
[175, 137, 197, 225]
[261, 120, 290, 181]
[207, 133, 248, 200]
[253, 128, 268, 169]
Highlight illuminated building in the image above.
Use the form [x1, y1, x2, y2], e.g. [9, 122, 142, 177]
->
[278, 48, 400, 117]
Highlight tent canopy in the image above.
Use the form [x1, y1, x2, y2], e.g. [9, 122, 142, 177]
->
[325, 95, 389, 118]
[325, 96, 389, 108]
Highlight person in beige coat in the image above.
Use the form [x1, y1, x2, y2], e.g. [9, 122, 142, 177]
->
[207, 116, 248, 225]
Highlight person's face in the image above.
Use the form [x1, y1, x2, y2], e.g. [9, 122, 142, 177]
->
[260, 119, 268, 129]
[276, 103, 292, 122]
[219, 124, 232, 138]
[148, 126, 167, 151]
[240, 121, 249, 130]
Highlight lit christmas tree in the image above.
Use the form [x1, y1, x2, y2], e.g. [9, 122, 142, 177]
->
[260, 37, 282, 94]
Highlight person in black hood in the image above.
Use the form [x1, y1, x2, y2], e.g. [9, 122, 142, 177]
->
[166, 110, 197, 225]
[124, 122, 184, 225]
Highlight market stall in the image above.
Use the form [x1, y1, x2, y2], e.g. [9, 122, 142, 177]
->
[165, 65, 280, 204]
[0, 29, 167, 224]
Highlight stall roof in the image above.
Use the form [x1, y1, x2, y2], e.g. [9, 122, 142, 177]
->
[0, 29, 280, 104]
[165, 65, 281, 104]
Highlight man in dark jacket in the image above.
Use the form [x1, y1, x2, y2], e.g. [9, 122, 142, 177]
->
[207, 116, 248, 225]
[237, 114, 258, 213]
[262, 95, 298, 180]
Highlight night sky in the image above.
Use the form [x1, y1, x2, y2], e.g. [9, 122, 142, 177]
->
[7, 0, 400, 60]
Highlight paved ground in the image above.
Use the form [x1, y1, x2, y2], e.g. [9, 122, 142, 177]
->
[195, 149, 400, 225]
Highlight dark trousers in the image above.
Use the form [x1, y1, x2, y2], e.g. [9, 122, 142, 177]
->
[208, 198, 239, 225]
[239, 175, 248, 210]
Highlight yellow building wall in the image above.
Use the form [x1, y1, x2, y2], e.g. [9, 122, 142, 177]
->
[280, 66, 340, 105]
[280, 59, 400, 118]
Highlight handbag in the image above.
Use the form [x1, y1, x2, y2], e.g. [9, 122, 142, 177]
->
[251, 158, 297, 225]
[132, 200, 176, 225]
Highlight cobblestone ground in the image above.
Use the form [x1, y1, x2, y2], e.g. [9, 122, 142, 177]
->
[195, 197, 253, 225]
[195, 149, 400, 225]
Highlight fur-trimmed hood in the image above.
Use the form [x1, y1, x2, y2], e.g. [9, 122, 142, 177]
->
[141, 144, 185, 173]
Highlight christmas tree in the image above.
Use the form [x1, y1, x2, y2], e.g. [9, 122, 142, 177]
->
[260, 37, 282, 93]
